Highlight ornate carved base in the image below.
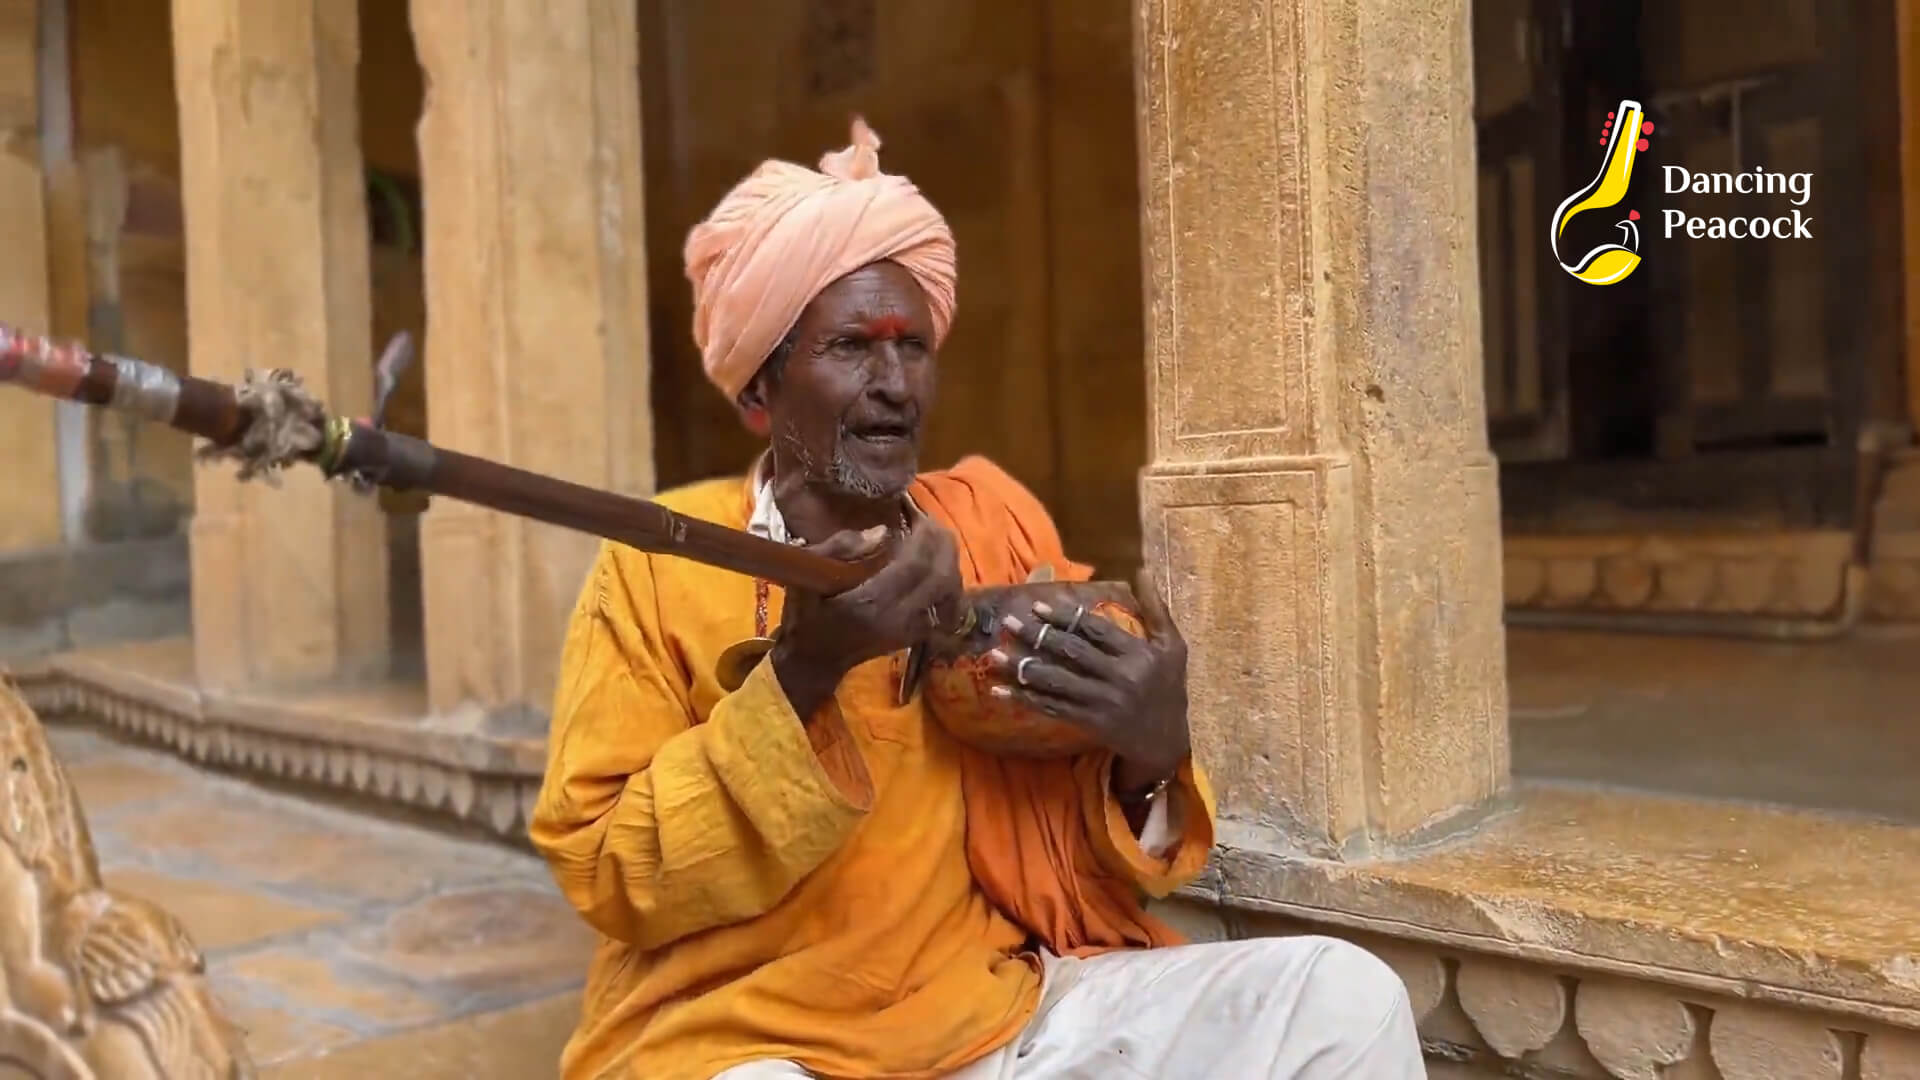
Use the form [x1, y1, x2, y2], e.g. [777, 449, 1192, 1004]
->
[1156, 899, 1920, 1080]
[0, 679, 251, 1078]
[1503, 530, 1920, 622]
[9, 652, 541, 846]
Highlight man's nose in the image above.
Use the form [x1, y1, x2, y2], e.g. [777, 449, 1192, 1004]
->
[866, 344, 910, 404]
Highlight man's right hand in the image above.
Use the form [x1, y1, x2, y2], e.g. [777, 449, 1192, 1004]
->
[770, 518, 964, 719]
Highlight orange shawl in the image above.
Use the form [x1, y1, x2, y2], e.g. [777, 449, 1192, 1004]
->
[908, 457, 1204, 956]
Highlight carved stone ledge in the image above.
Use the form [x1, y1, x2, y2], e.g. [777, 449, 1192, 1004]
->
[1158, 899, 1920, 1079]
[9, 663, 542, 847]
[1498, 531, 1920, 619]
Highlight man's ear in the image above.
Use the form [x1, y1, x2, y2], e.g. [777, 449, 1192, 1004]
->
[737, 370, 775, 438]
[737, 376, 769, 414]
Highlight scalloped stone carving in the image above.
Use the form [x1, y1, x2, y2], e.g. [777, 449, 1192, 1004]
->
[1455, 958, 1568, 1060]
[1574, 977, 1695, 1080]
[1708, 1004, 1842, 1080]
[1370, 942, 1447, 1023]
[1862, 1027, 1920, 1080]
[1545, 559, 1599, 607]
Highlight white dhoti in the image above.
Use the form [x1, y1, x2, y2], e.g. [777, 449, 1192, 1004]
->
[716, 935, 1425, 1079]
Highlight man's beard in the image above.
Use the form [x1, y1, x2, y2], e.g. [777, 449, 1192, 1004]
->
[776, 422, 910, 499]
[829, 446, 894, 499]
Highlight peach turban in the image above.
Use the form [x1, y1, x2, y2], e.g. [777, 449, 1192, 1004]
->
[684, 118, 958, 403]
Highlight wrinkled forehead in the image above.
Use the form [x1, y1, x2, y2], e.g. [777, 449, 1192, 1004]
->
[794, 261, 935, 330]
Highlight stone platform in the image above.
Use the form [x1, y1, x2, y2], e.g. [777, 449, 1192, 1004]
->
[19, 630, 1920, 1077]
[47, 723, 591, 1077]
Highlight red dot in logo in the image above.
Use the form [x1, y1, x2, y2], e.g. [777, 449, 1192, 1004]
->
[1636, 138, 1649, 151]
[1642, 121, 1654, 134]
[1628, 210, 1640, 221]
[1608, 111, 1616, 118]
[1600, 138, 1607, 144]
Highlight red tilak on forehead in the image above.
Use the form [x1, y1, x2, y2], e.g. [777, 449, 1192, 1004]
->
[858, 314, 911, 340]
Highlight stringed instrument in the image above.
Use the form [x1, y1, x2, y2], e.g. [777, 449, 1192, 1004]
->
[0, 327, 1137, 759]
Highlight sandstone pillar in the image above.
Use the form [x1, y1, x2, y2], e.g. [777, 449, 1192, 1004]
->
[410, 0, 653, 720]
[0, 0, 63, 555]
[173, 0, 389, 688]
[1135, 0, 1510, 857]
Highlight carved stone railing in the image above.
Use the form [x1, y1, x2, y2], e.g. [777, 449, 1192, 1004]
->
[1502, 531, 1920, 622]
[9, 652, 542, 846]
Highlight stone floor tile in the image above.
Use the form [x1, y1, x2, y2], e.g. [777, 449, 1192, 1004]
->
[217, 947, 452, 1033]
[110, 796, 529, 905]
[39, 723, 591, 1071]
[344, 884, 596, 995]
[62, 754, 192, 811]
[224, 999, 361, 1068]
[259, 992, 580, 1079]
[103, 867, 344, 953]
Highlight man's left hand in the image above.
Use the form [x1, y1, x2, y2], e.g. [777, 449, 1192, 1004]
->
[988, 568, 1191, 789]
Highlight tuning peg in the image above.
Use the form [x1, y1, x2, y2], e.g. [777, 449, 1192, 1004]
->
[371, 331, 415, 432]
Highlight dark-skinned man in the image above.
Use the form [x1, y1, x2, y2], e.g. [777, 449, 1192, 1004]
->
[529, 119, 1423, 1080]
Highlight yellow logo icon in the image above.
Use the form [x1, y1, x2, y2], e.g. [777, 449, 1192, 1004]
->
[1551, 99, 1653, 286]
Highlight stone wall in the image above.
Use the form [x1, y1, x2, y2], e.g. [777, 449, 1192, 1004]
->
[0, 536, 189, 660]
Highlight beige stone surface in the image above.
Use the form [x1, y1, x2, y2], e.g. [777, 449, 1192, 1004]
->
[102, 867, 342, 952]
[50, 723, 593, 1073]
[1209, 783, 1920, 1023]
[223, 948, 446, 1030]
[344, 885, 595, 994]
[58, 753, 190, 810]
[411, 0, 654, 718]
[262, 992, 581, 1080]
[1509, 627, 1920, 823]
[171, 0, 389, 692]
[222, 1000, 360, 1066]
[1133, 0, 1508, 852]
[0, 0, 63, 555]
[113, 794, 518, 907]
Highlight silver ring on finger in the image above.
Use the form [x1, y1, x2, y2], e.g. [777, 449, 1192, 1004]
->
[1015, 655, 1037, 687]
[1066, 605, 1086, 635]
[1033, 624, 1051, 651]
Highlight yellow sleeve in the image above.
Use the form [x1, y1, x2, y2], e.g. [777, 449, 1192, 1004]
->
[529, 545, 874, 950]
[1078, 755, 1216, 898]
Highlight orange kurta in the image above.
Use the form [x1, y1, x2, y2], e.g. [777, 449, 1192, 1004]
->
[530, 456, 1215, 1080]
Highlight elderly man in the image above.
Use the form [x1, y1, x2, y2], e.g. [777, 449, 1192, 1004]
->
[530, 120, 1423, 1080]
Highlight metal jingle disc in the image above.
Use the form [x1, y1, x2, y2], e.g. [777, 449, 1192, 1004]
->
[715, 636, 777, 692]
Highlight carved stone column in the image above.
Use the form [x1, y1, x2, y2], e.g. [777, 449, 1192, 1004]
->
[0, 0, 63, 556]
[172, 0, 390, 688]
[410, 0, 653, 720]
[1134, 0, 1510, 856]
